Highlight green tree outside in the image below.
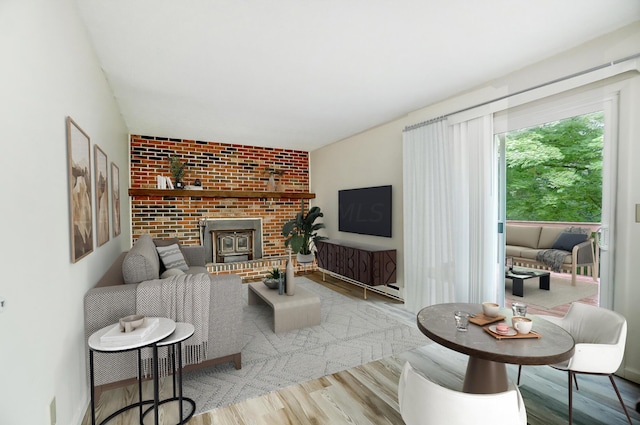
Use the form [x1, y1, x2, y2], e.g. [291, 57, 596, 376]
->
[505, 111, 603, 222]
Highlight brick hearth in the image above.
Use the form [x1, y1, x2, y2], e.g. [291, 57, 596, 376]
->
[129, 135, 316, 280]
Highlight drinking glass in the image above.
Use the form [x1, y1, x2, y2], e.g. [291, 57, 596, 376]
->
[511, 302, 527, 317]
[454, 311, 471, 331]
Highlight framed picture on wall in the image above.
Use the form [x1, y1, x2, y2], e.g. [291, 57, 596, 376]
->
[94, 145, 109, 247]
[111, 162, 121, 237]
[66, 117, 94, 262]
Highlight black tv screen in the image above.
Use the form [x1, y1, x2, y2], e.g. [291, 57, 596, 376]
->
[338, 185, 392, 237]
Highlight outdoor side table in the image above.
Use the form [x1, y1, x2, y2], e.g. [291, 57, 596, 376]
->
[87, 317, 176, 425]
[143, 322, 196, 425]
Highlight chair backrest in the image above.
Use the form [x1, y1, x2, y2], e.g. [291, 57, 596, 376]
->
[562, 302, 626, 345]
[398, 362, 527, 425]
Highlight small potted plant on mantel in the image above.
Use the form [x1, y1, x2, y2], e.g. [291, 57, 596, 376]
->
[282, 200, 327, 264]
[169, 156, 186, 189]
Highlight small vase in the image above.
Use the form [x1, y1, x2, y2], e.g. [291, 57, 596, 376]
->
[278, 274, 284, 295]
[286, 250, 295, 296]
[266, 175, 276, 191]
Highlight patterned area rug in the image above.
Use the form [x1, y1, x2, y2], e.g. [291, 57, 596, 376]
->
[183, 277, 427, 414]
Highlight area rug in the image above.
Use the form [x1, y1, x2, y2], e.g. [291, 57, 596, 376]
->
[182, 277, 428, 414]
[505, 275, 598, 308]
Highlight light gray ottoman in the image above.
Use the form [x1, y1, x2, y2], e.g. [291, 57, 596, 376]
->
[248, 281, 321, 333]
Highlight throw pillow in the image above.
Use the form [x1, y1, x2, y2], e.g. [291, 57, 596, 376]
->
[154, 238, 183, 274]
[160, 268, 186, 279]
[156, 244, 189, 271]
[552, 232, 588, 252]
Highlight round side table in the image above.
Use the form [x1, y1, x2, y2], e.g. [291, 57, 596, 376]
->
[143, 322, 196, 425]
[87, 317, 176, 425]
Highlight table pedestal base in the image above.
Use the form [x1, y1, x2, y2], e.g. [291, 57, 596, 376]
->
[463, 357, 508, 394]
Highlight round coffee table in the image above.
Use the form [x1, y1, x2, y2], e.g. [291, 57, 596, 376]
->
[417, 303, 574, 394]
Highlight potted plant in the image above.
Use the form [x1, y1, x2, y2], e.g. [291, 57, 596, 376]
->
[169, 156, 186, 189]
[263, 267, 282, 290]
[282, 200, 327, 263]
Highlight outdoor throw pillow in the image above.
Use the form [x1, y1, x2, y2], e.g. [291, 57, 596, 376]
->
[552, 232, 588, 252]
[156, 243, 189, 271]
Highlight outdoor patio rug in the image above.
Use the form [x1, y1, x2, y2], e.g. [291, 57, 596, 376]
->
[182, 277, 428, 414]
[505, 275, 598, 308]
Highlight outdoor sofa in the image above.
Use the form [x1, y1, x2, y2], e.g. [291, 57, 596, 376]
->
[505, 224, 598, 286]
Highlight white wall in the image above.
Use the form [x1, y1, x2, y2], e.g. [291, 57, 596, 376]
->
[311, 22, 640, 382]
[0, 0, 130, 424]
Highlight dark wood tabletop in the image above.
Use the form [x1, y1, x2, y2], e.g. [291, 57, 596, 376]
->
[417, 302, 575, 365]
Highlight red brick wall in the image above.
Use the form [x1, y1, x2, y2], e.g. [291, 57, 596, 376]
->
[129, 135, 314, 280]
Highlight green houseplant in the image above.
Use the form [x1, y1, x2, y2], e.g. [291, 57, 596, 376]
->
[169, 156, 186, 188]
[282, 201, 327, 262]
[263, 267, 282, 290]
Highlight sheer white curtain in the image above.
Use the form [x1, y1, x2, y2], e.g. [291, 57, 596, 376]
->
[403, 114, 498, 314]
[403, 119, 455, 313]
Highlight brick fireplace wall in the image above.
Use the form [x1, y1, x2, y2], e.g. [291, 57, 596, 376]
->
[129, 135, 315, 280]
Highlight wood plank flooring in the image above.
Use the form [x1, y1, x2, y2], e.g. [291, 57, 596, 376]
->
[82, 272, 640, 425]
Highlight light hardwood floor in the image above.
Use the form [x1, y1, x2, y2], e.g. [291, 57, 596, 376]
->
[83, 272, 640, 425]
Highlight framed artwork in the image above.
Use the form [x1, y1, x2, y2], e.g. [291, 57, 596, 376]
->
[94, 145, 109, 247]
[66, 117, 93, 262]
[111, 162, 121, 237]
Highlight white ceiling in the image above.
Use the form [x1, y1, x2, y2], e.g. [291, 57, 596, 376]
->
[76, 0, 640, 151]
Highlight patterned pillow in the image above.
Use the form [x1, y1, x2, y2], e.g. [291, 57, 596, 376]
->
[156, 244, 189, 271]
[153, 238, 182, 274]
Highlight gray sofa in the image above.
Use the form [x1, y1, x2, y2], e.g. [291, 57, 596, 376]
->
[505, 224, 598, 285]
[84, 234, 243, 389]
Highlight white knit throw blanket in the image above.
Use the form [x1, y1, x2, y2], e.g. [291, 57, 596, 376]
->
[136, 273, 211, 377]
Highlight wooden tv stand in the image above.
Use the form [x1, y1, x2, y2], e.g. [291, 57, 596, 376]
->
[315, 239, 397, 299]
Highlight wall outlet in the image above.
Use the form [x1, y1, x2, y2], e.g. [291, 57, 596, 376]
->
[49, 397, 56, 425]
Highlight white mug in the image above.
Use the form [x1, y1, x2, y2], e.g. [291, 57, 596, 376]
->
[512, 317, 533, 334]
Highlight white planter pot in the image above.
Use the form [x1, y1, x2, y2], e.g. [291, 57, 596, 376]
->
[296, 252, 314, 264]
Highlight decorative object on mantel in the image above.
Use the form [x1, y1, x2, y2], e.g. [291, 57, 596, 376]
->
[286, 248, 295, 296]
[184, 178, 203, 190]
[265, 168, 284, 192]
[282, 200, 327, 264]
[169, 156, 186, 189]
[263, 267, 282, 290]
[157, 175, 167, 189]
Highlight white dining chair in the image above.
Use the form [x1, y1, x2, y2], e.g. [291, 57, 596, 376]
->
[517, 302, 632, 424]
[398, 361, 527, 425]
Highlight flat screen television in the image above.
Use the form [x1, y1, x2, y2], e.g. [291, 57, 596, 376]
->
[338, 185, 392, 237]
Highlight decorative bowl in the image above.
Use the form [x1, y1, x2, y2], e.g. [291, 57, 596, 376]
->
[119, 314, 146, 332]
[263, 278, 280, 289]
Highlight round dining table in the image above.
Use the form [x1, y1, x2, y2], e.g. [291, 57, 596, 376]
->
[417, 302, 575, 394]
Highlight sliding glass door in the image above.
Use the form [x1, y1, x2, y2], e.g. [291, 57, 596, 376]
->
[494, 89, 619, 309]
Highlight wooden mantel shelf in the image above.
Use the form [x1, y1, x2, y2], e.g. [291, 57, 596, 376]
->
[128, 188, 316, 199]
